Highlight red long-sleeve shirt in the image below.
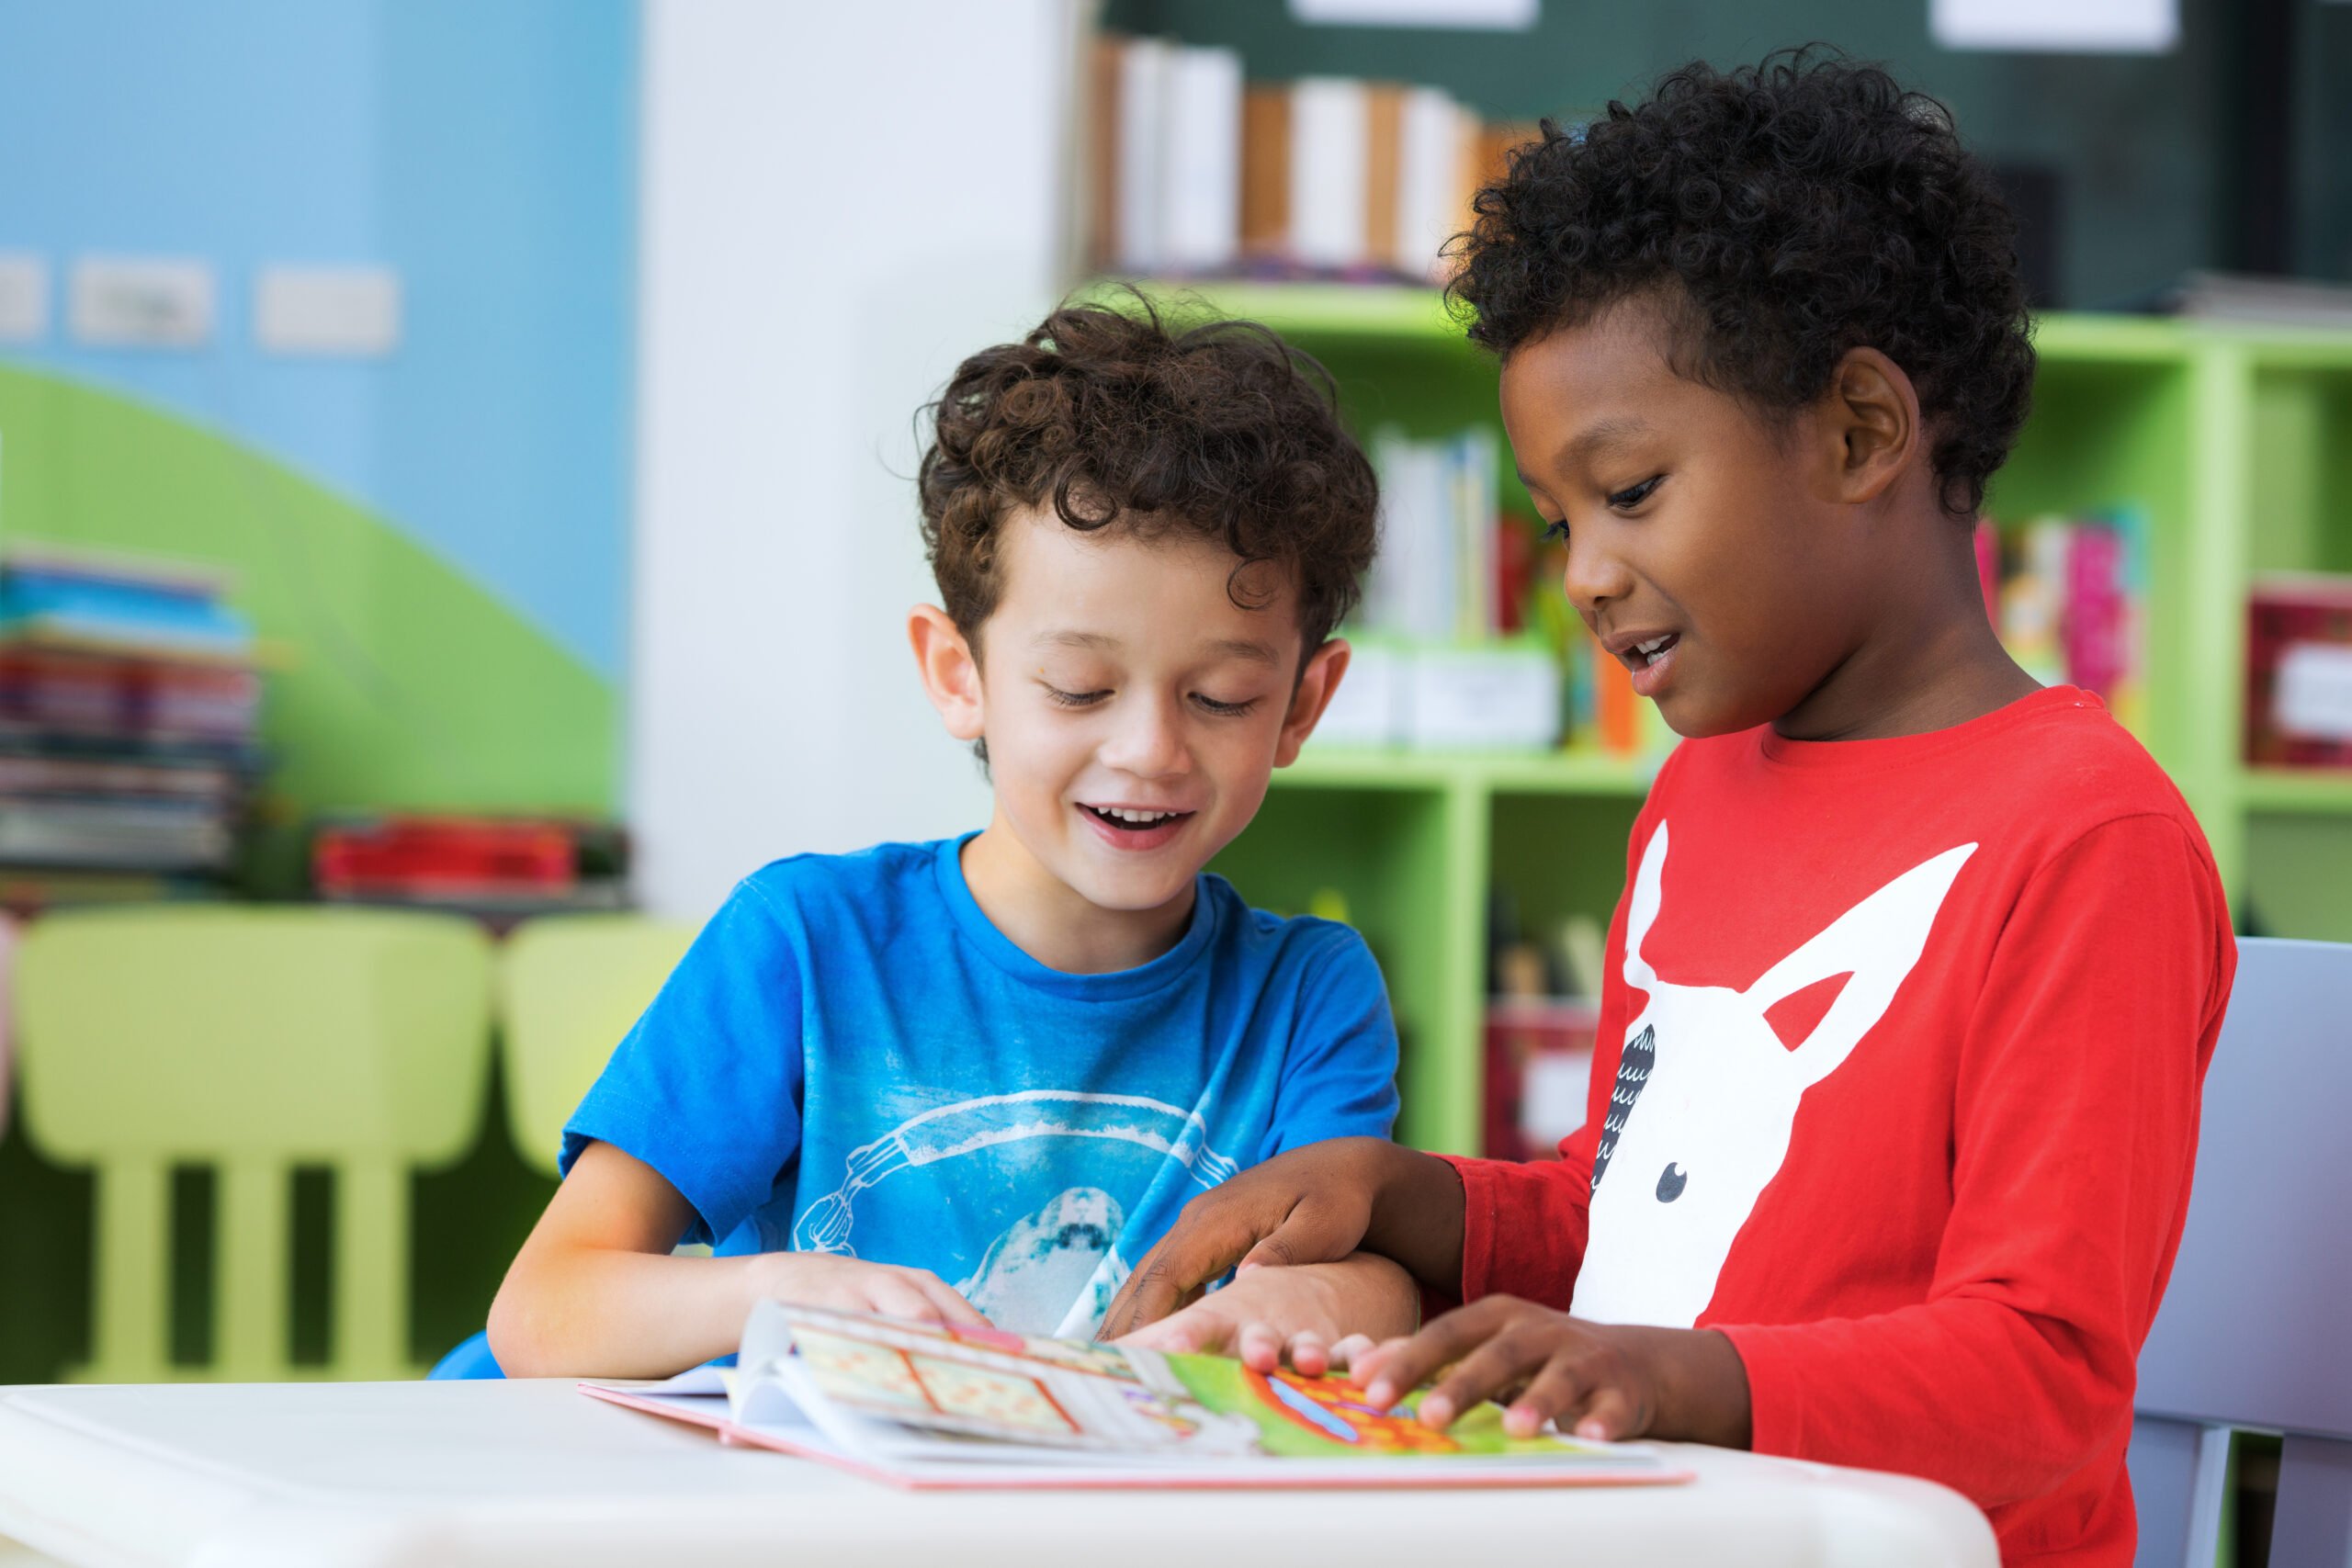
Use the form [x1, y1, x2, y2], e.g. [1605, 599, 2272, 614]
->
[1445, 686, 2233, 1567]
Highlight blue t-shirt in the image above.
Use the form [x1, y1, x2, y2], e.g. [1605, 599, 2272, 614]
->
[561, 833, 1399, 1337]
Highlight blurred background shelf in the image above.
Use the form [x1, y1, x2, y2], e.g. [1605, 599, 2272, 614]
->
[2241, 767, 2352, 813]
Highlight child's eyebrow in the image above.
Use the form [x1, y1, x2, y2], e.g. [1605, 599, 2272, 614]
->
[1035, 630, 1281, 666]
[1547, 415, 1656, 474]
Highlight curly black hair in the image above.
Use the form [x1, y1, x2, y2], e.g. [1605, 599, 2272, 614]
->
[919, 294, 1379, 655]
[1448, 49, 2034, 518]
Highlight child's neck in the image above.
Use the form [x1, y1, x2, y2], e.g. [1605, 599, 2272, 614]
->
[959, 818, 1198, 976]
[1773, 527, 2041, 743]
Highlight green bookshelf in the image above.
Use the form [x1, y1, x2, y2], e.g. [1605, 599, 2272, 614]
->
[1136, 283, 2352, 1153]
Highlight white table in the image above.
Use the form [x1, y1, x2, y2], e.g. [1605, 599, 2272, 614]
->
[0, 1380, 1996, 1567]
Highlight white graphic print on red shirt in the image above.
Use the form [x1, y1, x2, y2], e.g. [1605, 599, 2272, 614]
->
[1568, 821, 1977, 1327]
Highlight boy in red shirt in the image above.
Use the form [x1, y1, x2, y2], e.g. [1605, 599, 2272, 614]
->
[1100, 52, 2234, 1568]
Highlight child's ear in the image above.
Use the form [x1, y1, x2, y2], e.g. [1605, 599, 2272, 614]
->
[1273, 638, 1351, 768]
[909, 604, 986, 742]
[1818, 346, 1921, 506]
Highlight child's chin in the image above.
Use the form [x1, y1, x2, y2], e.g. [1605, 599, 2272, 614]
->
[1069, 860, 1201, 913]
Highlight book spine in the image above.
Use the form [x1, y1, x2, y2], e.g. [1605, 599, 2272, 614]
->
[1114, 38, 1169, 272]
[1158, 46, 1243, 273]
[1363, 84, 1405, 274]
[1289, 77, 1369, 270]
[1238, 85, 1292, 262]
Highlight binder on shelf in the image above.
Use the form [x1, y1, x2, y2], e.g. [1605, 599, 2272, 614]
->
[1159, 46, 1243, 273]
[1290, 77, 1372, 272]
[1087, 34, 1510, 282]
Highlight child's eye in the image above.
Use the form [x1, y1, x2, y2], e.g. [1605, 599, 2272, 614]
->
[1045, 685, 1109, 709]
[1539, 517, 1569, 543]
[1191, 693, 1261, 717]
[1608, 475, 1665, 512]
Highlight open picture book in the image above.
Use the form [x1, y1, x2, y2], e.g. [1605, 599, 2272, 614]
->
[581, 1300, 1692, 1490]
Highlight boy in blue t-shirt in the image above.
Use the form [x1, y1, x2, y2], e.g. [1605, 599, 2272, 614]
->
[476, 301, 1403, 1378]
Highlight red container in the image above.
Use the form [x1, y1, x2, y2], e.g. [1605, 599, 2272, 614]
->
[1481, 997, 1600, 1161]
[2246, 575, 2352, 769]
[313, 817, 577, 898]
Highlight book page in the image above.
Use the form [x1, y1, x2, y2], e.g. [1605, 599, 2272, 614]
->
[748, 1303, 1645, 1469]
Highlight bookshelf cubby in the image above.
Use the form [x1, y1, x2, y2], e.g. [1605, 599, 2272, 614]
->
[1139, 282, 2352, 1153]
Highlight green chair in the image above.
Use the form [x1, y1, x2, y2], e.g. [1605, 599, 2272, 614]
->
[499, 914, 695, 1179]
[16, 907, 493, 1382]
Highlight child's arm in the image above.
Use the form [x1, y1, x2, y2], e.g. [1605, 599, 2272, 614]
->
[488, 1141, 984, 1379]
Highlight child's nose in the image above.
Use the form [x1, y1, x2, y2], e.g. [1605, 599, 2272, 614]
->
[1560, 531, 1635, 615]
[1100, 694, 1192, 777]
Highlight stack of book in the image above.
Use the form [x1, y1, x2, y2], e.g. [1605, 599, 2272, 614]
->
[1977, 512, 2148, 731]
[1087, 36, 1526, 282]
[0, 545, 262, 907]
[310, 813, 628, 928]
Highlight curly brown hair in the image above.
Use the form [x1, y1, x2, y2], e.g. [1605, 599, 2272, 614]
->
[1448, 50, 2034, 519]
[918, 296, 1379, 660]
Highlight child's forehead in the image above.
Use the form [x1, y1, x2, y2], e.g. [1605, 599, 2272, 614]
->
[1501, 300, 1771, 453]
[986, 506, 1305, 655]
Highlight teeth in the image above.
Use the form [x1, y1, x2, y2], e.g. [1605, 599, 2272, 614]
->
[1098, 807, 1177, 824]
[1634, 636, 1670, 657]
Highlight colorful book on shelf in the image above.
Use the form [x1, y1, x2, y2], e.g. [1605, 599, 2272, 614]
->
[0, 645, 260, 740]
[0, 550, 254, 661]
[583, 1300, 1689, 1491]
[0, 795, 232, 871]
[1985, 509, 2149, 725]
[0, 865, 217, 911]
[0, 750, 242, 803]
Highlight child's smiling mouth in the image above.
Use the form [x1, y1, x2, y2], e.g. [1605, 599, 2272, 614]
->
[1604, 628, 1683, 697]
[1078, 803, 1197, 852]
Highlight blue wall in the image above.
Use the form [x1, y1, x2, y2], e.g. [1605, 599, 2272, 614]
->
[0, 0, 636, 680]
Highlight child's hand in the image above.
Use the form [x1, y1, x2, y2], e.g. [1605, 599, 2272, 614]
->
[758, 1252, 990, 1328]
[1099, 1136, 1461, 1338]
[1351, 1296, 1751, 1447]
[1111, 1253, 1420, 1376]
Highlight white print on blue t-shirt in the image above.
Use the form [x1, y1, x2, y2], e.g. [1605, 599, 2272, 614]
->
[792, 1090, 1241, 1336]
[560, 835, 1398, 1340]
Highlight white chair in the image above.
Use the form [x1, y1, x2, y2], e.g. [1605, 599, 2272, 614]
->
[2129, 937, 2352, 1567]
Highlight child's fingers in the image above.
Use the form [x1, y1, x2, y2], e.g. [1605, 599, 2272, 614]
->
[1356, 1301, 1511, 1412]
[1417, 1334, 1540, 1432]
[1502, 1354, 1596, 1439]
[1328, 1333, 1376, 1371]
[1112, 1313, 1202, 1352]
[913, 1277, 990, 1328]
[865, 1276, 947, 1325]
[1567, 1382, 1643, 1442]
[1101, 1214, 1256, 1338]
[1237, 1322, 1284, 1371]
[1234, 1201, 1363, 1273]
[1283, 1329, 1329, 1377]
[1348, 1335, 1418, 1393]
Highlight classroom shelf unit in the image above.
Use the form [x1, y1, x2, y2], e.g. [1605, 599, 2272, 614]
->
[1144, 282, 2352, 1155]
